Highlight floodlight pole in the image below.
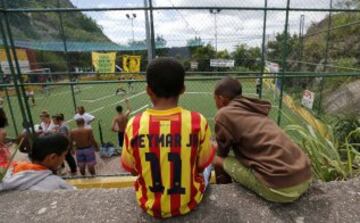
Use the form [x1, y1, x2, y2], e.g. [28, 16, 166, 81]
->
[210, 9, 221, 53]
[126, 13, 136, 42]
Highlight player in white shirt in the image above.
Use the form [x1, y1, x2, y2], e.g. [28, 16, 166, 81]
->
[39, 111, 57, 134]
[73, 106, 95, 128]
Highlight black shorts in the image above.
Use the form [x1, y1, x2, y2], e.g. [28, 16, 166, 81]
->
[117, 132, 124, 147]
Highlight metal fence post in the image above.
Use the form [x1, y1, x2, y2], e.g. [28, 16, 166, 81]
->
[317, 0, 333, 116]
[0, 10, 32, 133]
[298, 14, 305, 70]
[1, 1, 35, 132]
[57, 0, 77, 112]
[277, 0, 291, 125]
[4, 87, 18, 136]
[144, 0, 153, 63]
[259, 0, 268, 99]
[149, 0, 156, 59]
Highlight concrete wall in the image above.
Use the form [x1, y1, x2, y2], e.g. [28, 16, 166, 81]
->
[0, 177, 359, 223]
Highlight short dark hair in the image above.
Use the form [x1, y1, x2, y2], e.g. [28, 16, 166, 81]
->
[146, 57, 185, 98]
[214, 76, 242, 99]
[40, 110, 50, 118]
[58, 113, 65, 121]
[52, 113, 64, 122]
[29, 134, 69, 162]
[76, 118, 85, 126]
[0, 108, 8, 128]
[116, 105, 123, 113]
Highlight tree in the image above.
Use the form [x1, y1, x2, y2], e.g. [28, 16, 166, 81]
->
[155, 35, 167, 48]
[186, 36, 204, 47]
[336, 0, 360, 9]
[128, 40, 147, 50]
[216, 49, 231, 59]
[232, 44, 261, 70]
[267, 32, 300, 65]
[154, 35, 168, 56]
[191, 44, 216, 71]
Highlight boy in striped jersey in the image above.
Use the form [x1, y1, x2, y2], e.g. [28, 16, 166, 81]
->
[121, 57, 215, 218]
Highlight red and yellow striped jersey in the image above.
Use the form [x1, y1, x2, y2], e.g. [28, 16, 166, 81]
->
[121, 106, 214, 218]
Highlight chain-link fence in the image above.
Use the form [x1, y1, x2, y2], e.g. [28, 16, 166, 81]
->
[1, 0, 360, 175]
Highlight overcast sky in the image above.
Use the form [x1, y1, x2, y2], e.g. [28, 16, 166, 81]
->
[70, 0, 336, 51]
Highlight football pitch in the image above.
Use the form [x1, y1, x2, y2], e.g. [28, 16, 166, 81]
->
[2, 78, 302, 144]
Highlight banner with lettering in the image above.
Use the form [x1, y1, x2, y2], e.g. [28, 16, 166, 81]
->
[91, 52, 116, 73]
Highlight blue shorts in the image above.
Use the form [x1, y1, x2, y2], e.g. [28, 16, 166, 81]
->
[76, 147, 96, 168]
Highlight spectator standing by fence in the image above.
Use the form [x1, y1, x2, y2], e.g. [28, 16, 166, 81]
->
[74, 106, 95, 129]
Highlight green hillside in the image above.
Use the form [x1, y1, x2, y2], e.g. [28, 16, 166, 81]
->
[5, 0, 110, 42]
[303, 12, 360, 73]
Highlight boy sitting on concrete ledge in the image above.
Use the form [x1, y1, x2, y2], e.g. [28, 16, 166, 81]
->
[212, 76, 312, 203]
[121, 57, 215, 218]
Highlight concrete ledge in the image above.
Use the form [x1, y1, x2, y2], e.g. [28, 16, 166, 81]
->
[1, 177, 359, 223]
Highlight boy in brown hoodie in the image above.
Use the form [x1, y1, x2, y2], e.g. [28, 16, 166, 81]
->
[212, 77, 312, 203]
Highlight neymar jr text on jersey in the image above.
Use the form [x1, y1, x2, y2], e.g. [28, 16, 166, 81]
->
[130, 133, 199, 148]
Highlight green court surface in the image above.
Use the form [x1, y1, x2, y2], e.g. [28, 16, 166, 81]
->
[2, 79, 302, 145]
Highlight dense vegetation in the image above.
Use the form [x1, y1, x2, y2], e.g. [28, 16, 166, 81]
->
[5, 0, 109, 42]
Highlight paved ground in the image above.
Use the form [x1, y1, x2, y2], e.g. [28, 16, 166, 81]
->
[0, 177, 359, 223]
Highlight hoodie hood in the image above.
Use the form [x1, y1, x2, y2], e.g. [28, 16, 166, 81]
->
[0, 162, 52, 191]
[230, 96, 271, 116]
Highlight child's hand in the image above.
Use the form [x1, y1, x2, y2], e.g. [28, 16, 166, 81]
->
[211, 141, 218, 151]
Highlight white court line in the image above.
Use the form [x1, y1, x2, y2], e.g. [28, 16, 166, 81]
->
[36, 86, 93, 100]
[185, 91, 257, 96]
[185, 91, 212, 94]
[81, 94, 115, 103]
[66, 91, 147, 123]
[110, 91, 146, 106]
[82, 90, 146, 104]
[130, 104, 149, 115]
[66, 106, 105, 124]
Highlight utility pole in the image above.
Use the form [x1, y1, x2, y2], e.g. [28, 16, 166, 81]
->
[209, 9, 221, 53]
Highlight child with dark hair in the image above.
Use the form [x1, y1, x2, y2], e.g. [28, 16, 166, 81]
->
[52, 114, 77, 175]
[0, 134, 74, 191]
[212, 76, 312, 203]
[70, 118, 99, 176]
[111, 98, 131, 149]
[121, 57, 215, 218]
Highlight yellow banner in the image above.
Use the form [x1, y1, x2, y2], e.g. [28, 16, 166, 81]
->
[122, 55, 141, 73]
[0, 49, 30, 74]
[91, 52, 116, 73]
[0, 49, 28, 61]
